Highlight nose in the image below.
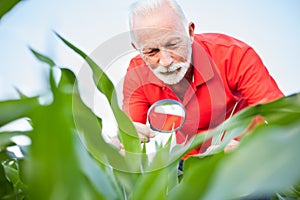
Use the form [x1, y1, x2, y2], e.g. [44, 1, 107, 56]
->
[158, 50, 173, 67]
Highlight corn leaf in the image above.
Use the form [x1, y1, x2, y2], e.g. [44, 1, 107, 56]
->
[168, 93, 300, 199]
[55, 32, 141, 155]
[0, 98, 39, 127]
[0, 152, 14, 198]
[24, 50, 113, 199]
[0, 0, 20, 21]
[2, 159, 28, 194]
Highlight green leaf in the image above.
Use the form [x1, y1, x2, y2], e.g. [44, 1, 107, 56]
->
[132, 165, 177, 200]
[74, 134, 121, 200]
[168, 93, 300, 199]
[2, 159, 28, 194]
[0, 0, 20, 21]
[0, 97, 39, 127]
[147, 134, 174, 171]
[72, 82, 130, 172]
[24, 53, 108, 199]
[72, 82, 144, 197]
[0, 131, 26, 148]
[0, 152, 14, 198]
[277, 181, 300, 199]
[55, 32, 141, 155]
[29, 48, 56, 67]
[132, 135, 178, 200]
[167, 153, 225, 200]
[203, 121, 300, 199]
[13, 87, 28, 99]
[29, 48, 57, 92]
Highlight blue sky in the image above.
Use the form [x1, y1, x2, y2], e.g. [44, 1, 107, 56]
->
[1, 0, 299, 99]
[1, 0, 300, 137]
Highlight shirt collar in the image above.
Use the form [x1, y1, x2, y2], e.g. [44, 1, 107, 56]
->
[192, 41, 215, 86]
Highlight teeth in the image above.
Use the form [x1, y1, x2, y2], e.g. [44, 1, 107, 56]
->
[161, 68, 178, 74]
[161, 66, 180, 73]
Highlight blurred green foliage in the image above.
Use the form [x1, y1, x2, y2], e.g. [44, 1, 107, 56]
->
[1, 2, 300, 199]
[0, 35, 300, 199]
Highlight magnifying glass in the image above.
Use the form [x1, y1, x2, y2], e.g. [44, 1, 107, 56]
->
[147, 99, 186, 133]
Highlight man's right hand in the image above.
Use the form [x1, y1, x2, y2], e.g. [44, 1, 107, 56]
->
[133, 122, 157, 142]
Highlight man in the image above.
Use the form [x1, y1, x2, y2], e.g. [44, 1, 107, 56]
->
[122, 0, 283, 156]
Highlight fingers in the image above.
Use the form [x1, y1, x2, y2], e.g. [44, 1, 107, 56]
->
[133, 122, 157, 142]
[205, 139, 240, 154]
[110, 135, 124, 149]
[224, 139, 239, 153]
[110, 122, 158, 150]
[206, 145, 219, 153]
[235, 116, 267, 140]
[133, 122, 157, 137]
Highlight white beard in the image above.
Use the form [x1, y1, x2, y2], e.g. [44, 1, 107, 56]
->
[147, 44, 192, 85]
[151, 61, 190, 85]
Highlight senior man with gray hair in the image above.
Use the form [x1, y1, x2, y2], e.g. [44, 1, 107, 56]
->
[122, 0, 283, 158]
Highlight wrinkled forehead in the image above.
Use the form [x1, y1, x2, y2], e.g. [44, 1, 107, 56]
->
[131, 3, 187, 48]
[133, 27, 188, 48]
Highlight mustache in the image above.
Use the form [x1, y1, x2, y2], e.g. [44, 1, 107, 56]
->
[153, 62, 189, 73]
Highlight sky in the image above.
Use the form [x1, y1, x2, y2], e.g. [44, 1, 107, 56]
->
[1, 0, 300, 140]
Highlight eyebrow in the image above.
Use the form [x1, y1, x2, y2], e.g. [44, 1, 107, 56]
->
[141, 36, 182, 50]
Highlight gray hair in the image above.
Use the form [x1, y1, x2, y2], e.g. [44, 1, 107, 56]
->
[128, 0, 189, 43]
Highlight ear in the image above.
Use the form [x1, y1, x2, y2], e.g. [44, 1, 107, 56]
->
[188, 22, 195, 42]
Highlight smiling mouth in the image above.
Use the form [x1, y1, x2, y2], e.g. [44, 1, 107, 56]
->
[160, 67, 181, 75]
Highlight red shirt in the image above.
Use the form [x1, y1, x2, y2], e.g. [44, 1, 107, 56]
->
[122, 33, 283, 153]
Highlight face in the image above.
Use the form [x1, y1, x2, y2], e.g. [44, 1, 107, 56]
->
[132, 5, 194, 85]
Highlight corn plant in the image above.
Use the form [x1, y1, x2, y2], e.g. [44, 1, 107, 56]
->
[1, 31, 300, 200]
[1, 2, 300, 197]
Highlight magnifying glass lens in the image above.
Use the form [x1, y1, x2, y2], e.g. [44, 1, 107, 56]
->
[147, 99, 186, 133]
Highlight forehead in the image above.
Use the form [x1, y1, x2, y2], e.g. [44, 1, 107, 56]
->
[135, 28, 186, 48]
[132, 4, 186, 47]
